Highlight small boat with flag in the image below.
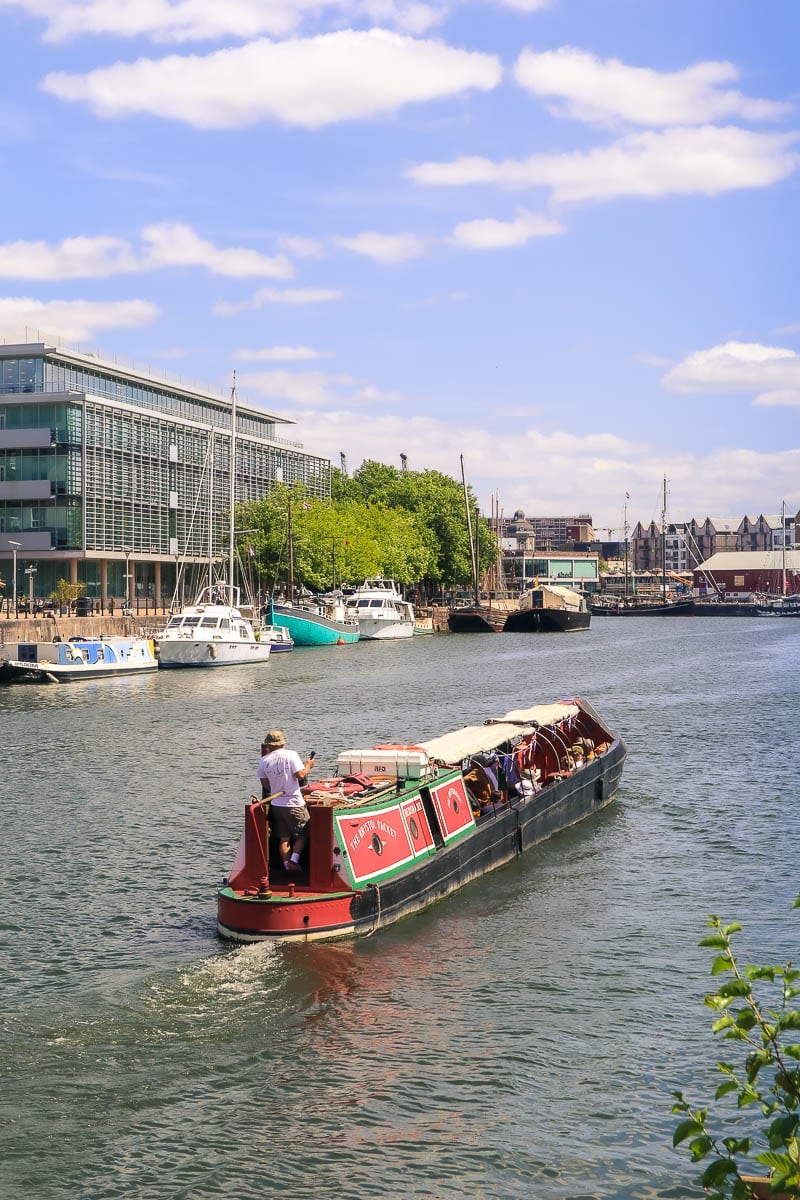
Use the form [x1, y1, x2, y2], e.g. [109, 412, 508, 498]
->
[216, 696, 626, 942]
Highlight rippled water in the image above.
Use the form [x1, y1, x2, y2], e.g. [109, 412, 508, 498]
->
[2, 617, 799, 1199]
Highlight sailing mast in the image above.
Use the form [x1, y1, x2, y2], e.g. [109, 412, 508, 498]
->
[661, 476, 668, 603]
[781, 499, 787, 598]
[208, 433, 215, 595]
[228, 373, 237, 606]
[287, 495, 295, 603]
[623, 496, 630, 600]
[460, 454, 479, 605]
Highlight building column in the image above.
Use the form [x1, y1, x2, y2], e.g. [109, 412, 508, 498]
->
[100, 559, 108, 608]
[69, 558, 78, 585]
[154, 561, 162, 612]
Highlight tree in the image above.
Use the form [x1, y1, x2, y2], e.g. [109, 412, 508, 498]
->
[344, 461, 498, 592]
[237, 484, 431, 593]
[672, 900, 800, 1198]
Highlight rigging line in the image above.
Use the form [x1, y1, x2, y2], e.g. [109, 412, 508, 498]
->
[170, 435, 214, 609]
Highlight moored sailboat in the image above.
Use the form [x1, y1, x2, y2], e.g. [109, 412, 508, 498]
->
[156, 379, 271, 669]
[267, 499, 359, 646]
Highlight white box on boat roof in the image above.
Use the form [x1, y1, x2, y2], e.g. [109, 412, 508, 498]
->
[337, 747, 429, 780]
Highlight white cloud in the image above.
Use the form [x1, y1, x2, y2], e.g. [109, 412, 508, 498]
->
[237, 369, 397, 408]
[335, 231, 426, 262]
[234, 346, 331, 361]
[663, 340, 800, 407]
[514, 47, 790, 127]
[0, 0, 444, 42]
[0, 236, 138, 280]
[213, 287, 342, 315]
[451, 208, 565, 248]
[494, 0, 551, 9]
[410, 126, 800, 203]
[0, 297, 159, 342]
[278, 235, 324, 259]
[289, 408, 800, 527]
[42, 30, 501, 130]
[140, 222, 292, 277]
[0, 223, 292, 280]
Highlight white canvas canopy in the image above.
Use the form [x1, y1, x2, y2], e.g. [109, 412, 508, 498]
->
[419, 701, 580, 765]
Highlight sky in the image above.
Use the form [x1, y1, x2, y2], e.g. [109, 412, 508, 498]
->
[0, 0, 798, 534]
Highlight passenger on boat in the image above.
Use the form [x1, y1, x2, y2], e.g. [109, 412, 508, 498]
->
[464, 755, 506, 817]
[258, 730, 315, 873]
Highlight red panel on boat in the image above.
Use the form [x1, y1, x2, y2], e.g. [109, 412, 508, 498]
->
[400, 794, 436, 857]
[428, 776, 476, 844]
[335, 802, 416, 884]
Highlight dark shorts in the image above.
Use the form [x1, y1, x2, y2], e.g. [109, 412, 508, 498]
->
[270, 804, 310, 841]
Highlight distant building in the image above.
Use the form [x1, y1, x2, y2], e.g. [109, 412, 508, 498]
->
[692, 550, 800, 598]
[499, 509, 594, 550]
[0, 339, 330, 607]
[501, 549, 600, 595]
[632, 511, 799, 575]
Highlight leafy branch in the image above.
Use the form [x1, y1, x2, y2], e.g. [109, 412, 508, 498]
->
[672, 898, 800, 1199]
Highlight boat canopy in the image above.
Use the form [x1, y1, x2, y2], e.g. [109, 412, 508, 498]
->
[419, 701, 580, 765]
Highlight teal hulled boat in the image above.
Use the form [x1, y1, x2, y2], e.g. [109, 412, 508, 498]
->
[270, 598, 360, 646]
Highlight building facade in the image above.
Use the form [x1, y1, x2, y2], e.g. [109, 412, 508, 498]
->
[501, 549, 600, 594]
[691, 551, 800, 598]
[500, 510, 594, 549]
[0, 341, 330, 609]
[631, 512, 799, 575]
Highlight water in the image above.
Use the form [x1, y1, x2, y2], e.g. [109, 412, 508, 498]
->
[1, 618, 799, 1199]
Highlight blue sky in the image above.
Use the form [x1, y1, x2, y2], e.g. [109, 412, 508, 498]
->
[1, 0, 798, 533]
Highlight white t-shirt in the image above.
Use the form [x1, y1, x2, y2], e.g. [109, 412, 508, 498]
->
[258, 748, 306, 808]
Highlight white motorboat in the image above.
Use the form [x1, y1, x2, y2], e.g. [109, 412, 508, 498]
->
[345, 578, 415, 640]
[156, 587, 271, 667]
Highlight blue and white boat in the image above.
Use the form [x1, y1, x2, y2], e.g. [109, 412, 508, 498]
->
[1, 637, 158, 683]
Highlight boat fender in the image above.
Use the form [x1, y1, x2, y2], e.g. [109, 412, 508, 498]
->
[208, 643, 217, 660]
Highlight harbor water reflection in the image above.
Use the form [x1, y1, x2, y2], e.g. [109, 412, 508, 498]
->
[1, 617, 799, 1199]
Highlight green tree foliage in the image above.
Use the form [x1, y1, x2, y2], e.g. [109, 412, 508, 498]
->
[672, 900, 800, 1198]
[238, 483, 430, 592]
[239, 461, 498, 594]
[49, 579, 86, 605]
[335, 461, 497, 591]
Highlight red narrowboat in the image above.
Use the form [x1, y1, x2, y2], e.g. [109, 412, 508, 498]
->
[217, 697, 626, 942]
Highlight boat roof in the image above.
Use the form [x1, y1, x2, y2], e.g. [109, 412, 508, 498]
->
[419, 701, 580, 764]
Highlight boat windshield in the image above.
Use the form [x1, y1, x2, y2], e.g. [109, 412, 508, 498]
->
[200, 617, 219, 629]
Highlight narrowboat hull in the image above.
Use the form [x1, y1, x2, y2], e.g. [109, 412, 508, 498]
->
[217, 698, 626, 942]
[503, 607, 591, 633]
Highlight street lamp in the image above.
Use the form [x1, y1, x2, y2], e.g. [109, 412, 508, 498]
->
[123, 549, 132, 611]
[7, 540, 21, 617]
[25, 564, 37, 610]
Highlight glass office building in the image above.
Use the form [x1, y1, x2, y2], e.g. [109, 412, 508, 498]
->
[0, 341, 330, 607]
